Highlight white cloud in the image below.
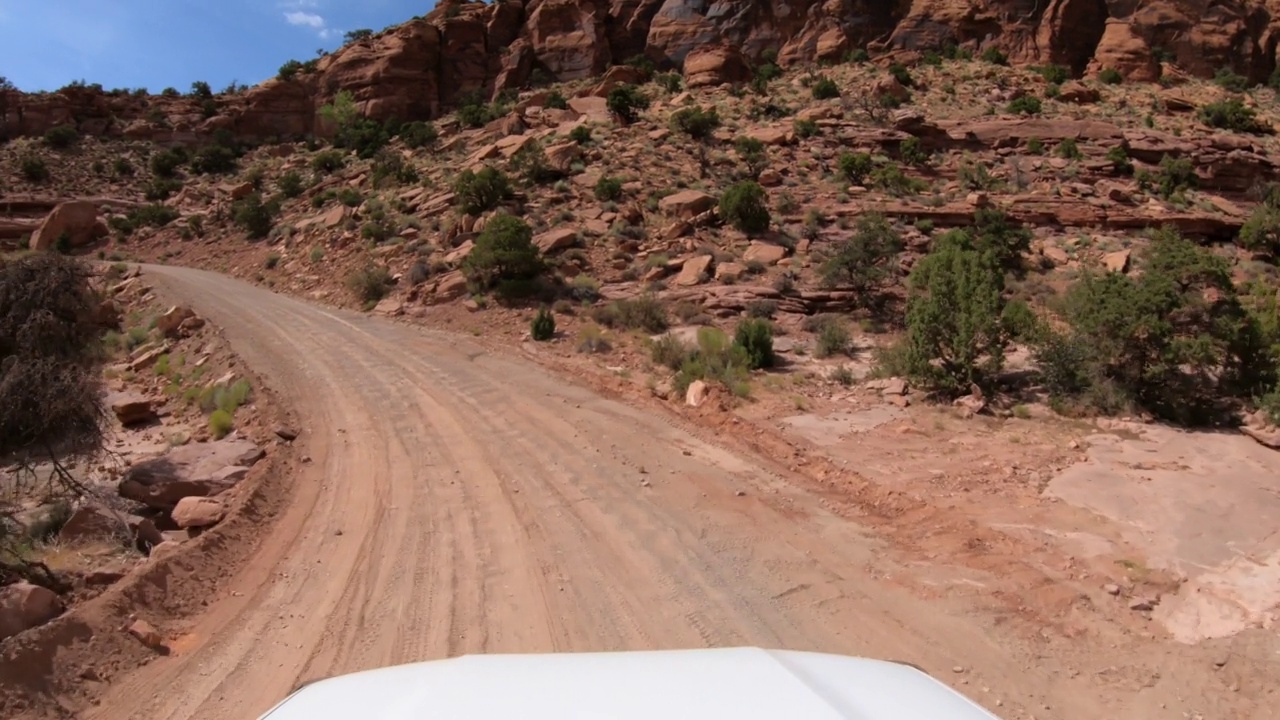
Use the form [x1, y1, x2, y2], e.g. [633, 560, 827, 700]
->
[284, 11, 325, 29]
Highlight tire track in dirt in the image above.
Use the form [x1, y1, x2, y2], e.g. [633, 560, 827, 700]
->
[79, 265, 1118, 720]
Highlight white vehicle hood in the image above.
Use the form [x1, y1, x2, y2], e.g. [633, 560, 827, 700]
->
[260, 647, 1002, 719]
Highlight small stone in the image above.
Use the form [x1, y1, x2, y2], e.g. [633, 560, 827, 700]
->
[127, 619, 165, 650]
[1104, 583, 1121, 596]
[1128, 598, 1155, 612]
[274, 426, 299, 441]
[734, 490, 747, 497]
[1214, 655, 1229, 668]
[952, 666, 965, 674]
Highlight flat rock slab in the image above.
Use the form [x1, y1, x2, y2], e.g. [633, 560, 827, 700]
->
[1045, 423, 1280, 643]
[119, 438, 263, 509]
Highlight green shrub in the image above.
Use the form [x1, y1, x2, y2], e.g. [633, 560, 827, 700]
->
[264, 253, 281, 269]
[150, 147, 188, 178]
[719, 181, 770, 234]
[127, 203, 180, 228]
[655, 72, 683, 93]
[794, 118, 819, 138]
[309, 246, 325, 263]
[277, 170, 305, 198]
[1026, 137, 1045, 155]
[1057, 137, 1083, 160]
[734, 318, 774, 369]
[837, 152, 874, 185]
[820, 212, 902, 294]
[673, 327, 752, 397]
[592, 295, 668, 333]
[209, 410, 234, 439]
[650, 333, 691, 369]
[899, 136, 929, 166]
[453, 166, 513, 214]
[20, 155, 49, 182]
[1106, 145, 1133, 175]
[905, 241, 1007, 396]
[569, 125, 593, 145]
[1098, 68, 1123, 84]
[869, 164, 927, 196]
[43, 124, 79, 149]
[511, 140, 562, 185]
[531, 307, 556, 341]
[1007, 95, 1042, 115]
[232, 193, 278, 239]
[371, 148, 419, 187]
[670, 106, 721, 140]
[1036, 65, 1071, 84]
[888, 63, 915, 88]
[311, 150, 346, 174]
[337, 188, 363, 207]
[112, 157, 135, 177]
[1150, 154, 1197, 199]
[1043, 227, 1275, 424]
[278, 60, 304, 80]
[606, 84, 650, 124]
[544, 90, 569, 110]
[970, 207, 1032, 272]
[189, 144, 238, 174]
[1238, 202, 1280, 257]
[398, 120, 438, 149]
[980, 47, 1008, 66]
[813, 316, 851, 358]
[734, 136, 768, 177]
[1001, 299, 1040, 342]
[595, 175, 624, 201]
[1213, 68, 1249, 93]
[811, 76, 840, 100]
[461, 213, 544, 291]
[1198, 98, 1264, 133]
[346, 265, 392, 303]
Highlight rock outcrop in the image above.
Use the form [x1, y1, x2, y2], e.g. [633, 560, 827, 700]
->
[4, 0, 1280, 140]
[118, 439, 264, 510]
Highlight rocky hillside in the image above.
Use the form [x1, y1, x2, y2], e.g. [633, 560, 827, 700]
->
[5, 0, 1280, 141]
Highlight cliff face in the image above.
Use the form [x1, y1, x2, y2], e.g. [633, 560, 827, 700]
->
[3, 0, 1280, 141]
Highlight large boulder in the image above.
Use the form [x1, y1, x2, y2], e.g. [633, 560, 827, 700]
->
[681, 45, 751, 88]
[118, 439, 264, 509]
[155, 305, 198, 338]
[0, 582, 63, 641]
[59, 503, 130, 543]
[171, 496, 228, 529]
[29, 201, 103, 251]
[658, 190, 715, 219]
[107, 391, 157, 426]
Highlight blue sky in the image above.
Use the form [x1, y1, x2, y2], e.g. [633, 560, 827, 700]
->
[0, 0, 431, 92]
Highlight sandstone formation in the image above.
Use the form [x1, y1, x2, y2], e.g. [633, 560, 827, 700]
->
[4, 1, 1280, 140]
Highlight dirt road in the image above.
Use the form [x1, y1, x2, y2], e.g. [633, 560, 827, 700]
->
[87, 265, 1115, 720]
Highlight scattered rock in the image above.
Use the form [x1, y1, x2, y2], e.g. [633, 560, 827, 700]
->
[880, 377, 908, 396]
[126, 619, 165, 650]
[534, 227, 578, 253]
[1103, 583, 1121, 596]
[1128, 597, 1157, 612]
[685, 380, 710, 407]
[155, 305, 198, 338]
[953, 385, 987, 417]
[658, 190, 716, 219]
[0, 582, 63, 641]
[742, 241, 788, 265]
[1057, 82, 1100, 104]
[274, 426, 299, 441]
[171, 496, 228, 529]
[1103, 249, 1131, 273]
[107, 391, 157, 426]
[119, 439, 263, 509]
[674, 255, 713, 286]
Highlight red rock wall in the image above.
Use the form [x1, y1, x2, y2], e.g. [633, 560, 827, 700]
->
[2, 0, 1278, 141]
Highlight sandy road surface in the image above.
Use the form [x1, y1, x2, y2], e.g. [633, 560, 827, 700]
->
[86, 265, 1112, 720]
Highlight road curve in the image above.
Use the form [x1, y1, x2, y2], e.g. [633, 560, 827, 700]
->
[86, 265, 1097, 720]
